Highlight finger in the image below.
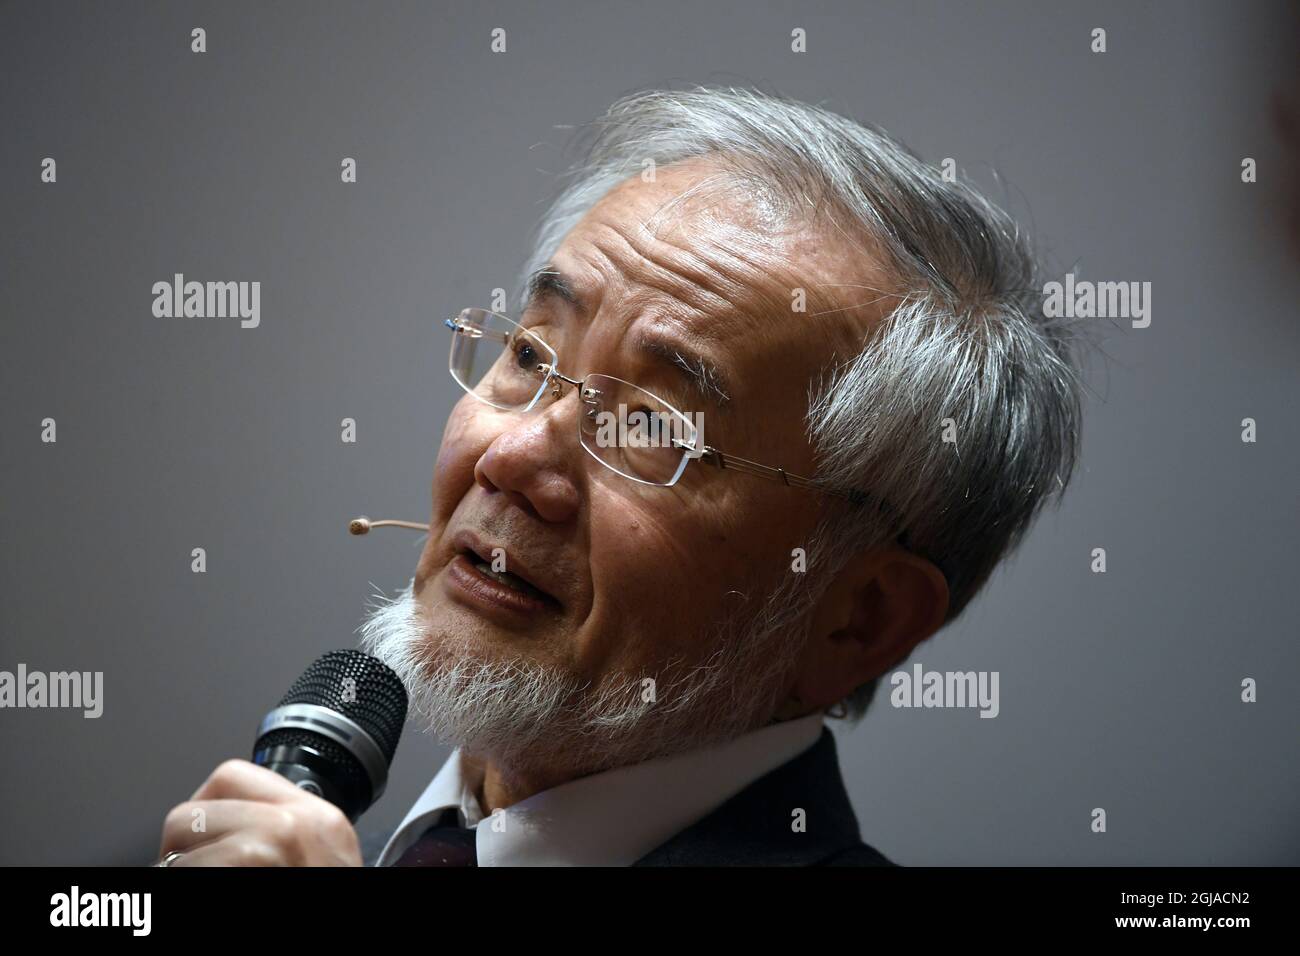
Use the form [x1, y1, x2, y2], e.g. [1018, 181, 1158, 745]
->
[159, 799, 294, 857]
[166, 832, 289, 868]
[189, 759, 302, 803]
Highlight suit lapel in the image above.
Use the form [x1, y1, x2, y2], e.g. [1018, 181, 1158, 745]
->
[632, 727, 870, 866]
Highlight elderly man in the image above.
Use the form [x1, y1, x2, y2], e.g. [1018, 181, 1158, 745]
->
[158, 87, 1080, 867]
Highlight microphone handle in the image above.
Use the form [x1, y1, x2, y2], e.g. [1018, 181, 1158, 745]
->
[253, 741, 367, 821]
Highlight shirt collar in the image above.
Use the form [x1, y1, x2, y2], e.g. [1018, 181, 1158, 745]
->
[376, 711, 825, 867]
[375, 748, 487, 867]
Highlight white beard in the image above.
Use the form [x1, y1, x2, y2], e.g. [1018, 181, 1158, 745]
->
[357, 574, 815, 779]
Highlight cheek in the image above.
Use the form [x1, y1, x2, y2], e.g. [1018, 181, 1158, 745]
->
[586, 507, 745, 657]
[430, 402, 486, 513]
[588, 491, 811, 658]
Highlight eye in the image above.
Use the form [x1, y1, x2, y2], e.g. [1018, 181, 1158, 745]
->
[508, 333, 546, 374]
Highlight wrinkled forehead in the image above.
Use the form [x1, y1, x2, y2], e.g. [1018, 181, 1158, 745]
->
[547, 160, 885, 363]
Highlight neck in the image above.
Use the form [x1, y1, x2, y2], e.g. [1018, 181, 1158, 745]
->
[467, 706, 816, 813]
[471, 755, 585, 813]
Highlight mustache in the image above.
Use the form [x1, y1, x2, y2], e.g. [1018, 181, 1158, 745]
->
[473, 509, 578, 582]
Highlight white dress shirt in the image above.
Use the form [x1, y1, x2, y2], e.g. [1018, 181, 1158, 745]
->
[375, 711, 825, 866]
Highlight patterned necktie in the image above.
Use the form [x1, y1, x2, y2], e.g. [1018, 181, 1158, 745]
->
[391, 808, 478, 867]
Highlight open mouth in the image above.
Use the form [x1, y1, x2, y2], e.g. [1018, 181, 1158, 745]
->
[457, 546, 557, 607]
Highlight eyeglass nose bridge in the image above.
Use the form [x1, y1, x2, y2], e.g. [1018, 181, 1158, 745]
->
[538, 365, 603, 428]
[537, 363, 586, 401]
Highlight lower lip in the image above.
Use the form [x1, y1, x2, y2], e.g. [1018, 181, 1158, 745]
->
[444, 552, 557, 623]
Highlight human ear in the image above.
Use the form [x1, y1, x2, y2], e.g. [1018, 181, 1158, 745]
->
[783, 548, 949, 714]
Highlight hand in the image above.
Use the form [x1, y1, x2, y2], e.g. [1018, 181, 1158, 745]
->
[157, 759, 363, 866]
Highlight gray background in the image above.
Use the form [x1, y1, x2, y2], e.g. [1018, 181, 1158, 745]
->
[1, 0, 1296, 866]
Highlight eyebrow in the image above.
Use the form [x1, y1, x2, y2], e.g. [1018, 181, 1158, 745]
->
[637, 334, 732, 408]
[523, 264, 732, 408]
[524, 266, 583, 312]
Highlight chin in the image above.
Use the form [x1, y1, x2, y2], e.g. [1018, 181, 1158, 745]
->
[427, 599, 539, 666]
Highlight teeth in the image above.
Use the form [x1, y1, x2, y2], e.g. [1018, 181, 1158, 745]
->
[474, 560, 541, 598]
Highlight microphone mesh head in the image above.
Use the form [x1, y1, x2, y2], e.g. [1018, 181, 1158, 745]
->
[277, 650, 408, 762]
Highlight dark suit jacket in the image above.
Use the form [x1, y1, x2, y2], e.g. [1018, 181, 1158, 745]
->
[363, 728, 894, 866]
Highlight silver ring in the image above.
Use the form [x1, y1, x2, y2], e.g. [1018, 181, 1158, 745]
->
[154, 849, 184, 867]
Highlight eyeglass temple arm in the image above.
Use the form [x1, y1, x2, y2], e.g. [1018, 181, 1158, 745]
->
[695, 445, 913, 552]
[683, 443, 891, 514]
[444, 317, 511, 344]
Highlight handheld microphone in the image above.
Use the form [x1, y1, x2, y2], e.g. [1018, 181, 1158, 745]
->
[252, 650, 408, 822]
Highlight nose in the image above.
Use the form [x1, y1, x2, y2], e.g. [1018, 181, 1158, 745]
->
[472, 396, 581, 524]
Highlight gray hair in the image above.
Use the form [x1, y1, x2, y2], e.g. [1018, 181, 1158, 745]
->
[520, 86, 1083, 722]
